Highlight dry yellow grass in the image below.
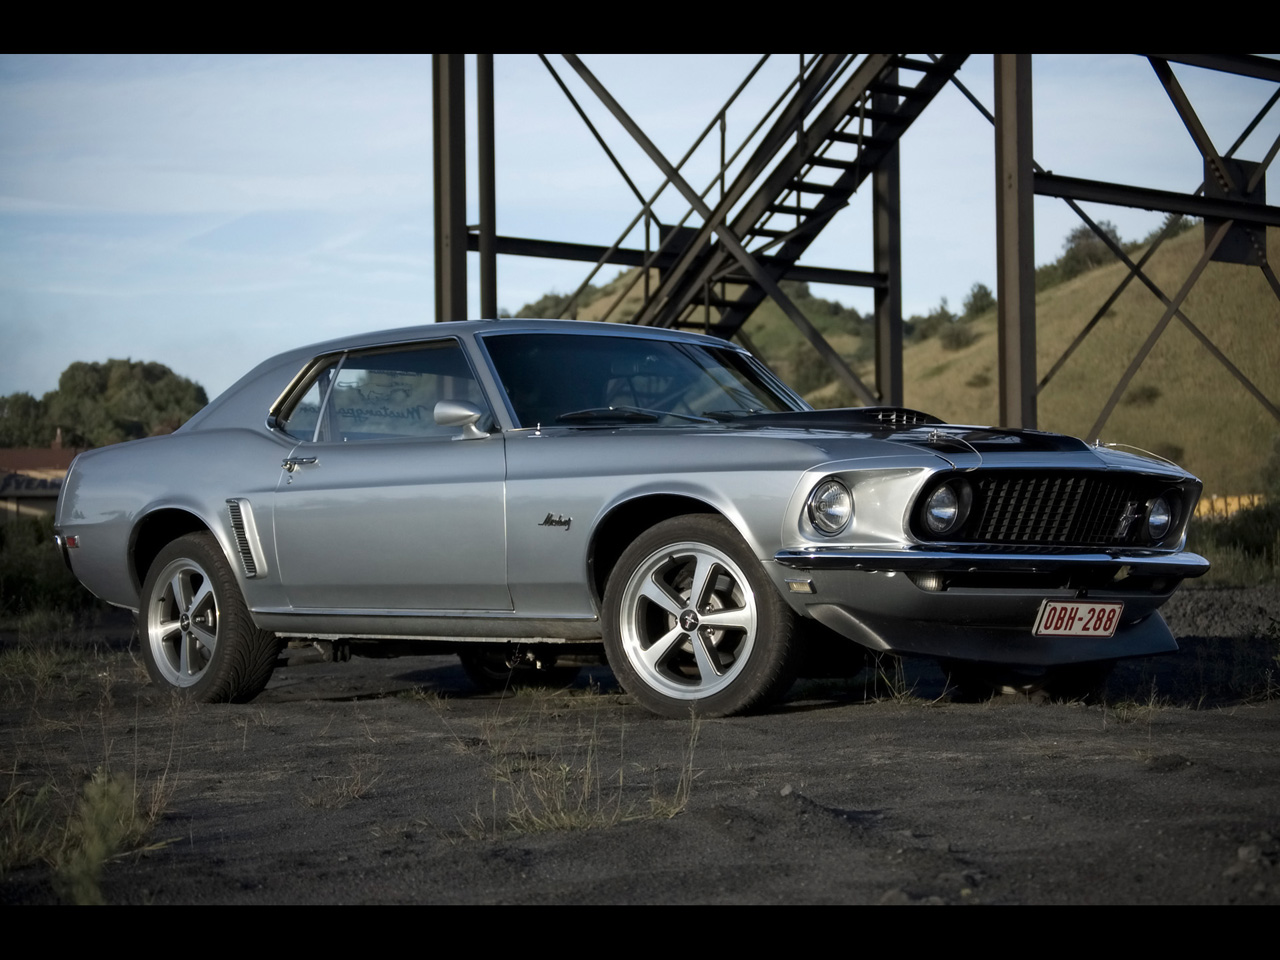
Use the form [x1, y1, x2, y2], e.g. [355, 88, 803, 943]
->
[897, 228, 1280, 495]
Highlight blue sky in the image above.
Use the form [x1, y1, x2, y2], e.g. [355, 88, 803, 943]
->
[2, 54, 1276, 401]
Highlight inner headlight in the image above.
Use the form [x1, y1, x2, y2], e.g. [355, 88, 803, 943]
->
[922, 480, 972, 537]
[1146, 496, 1173, 541]
[807, 479, 853, 536]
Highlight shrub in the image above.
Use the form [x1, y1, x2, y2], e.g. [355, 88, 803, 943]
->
[0, 515, 96, 620]
[940, 323, 978, 351]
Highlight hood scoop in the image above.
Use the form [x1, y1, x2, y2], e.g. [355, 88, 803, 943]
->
[733, 406, 943, 433]
[731, 408, 1090, 453]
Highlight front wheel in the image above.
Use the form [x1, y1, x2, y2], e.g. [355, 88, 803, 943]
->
[140, 532, 278, 702]
[602, 515, 797, 718]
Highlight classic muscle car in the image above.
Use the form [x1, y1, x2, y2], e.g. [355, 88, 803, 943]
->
[54, 319, 1208, 716]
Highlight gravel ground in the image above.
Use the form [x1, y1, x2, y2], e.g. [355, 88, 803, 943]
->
[3, 584, 1279, 905]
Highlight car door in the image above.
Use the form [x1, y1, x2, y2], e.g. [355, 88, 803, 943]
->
[271, 338, 511, 613]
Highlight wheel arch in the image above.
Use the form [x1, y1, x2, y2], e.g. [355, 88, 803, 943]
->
[130, 508, 217, 593]
[587, 494, 723, 606]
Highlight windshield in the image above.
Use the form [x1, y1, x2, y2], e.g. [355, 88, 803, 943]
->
[482, 332, 802, 427]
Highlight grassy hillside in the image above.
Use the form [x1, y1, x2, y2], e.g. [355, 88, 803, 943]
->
[888, 227, 1280, 496]
[517, 227, 1279, 495]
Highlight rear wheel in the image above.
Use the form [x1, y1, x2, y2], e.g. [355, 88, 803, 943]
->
[140, 532, 277, 702]
[602, 515, 797, 718]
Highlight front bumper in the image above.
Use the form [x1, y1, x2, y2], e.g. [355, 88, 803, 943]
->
[775, 547, 1210, 579]
[772, 546, 1208, 666]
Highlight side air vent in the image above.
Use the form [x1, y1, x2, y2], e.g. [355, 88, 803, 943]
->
[226, 498, 267, 579]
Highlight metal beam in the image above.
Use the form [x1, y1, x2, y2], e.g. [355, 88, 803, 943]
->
[1149, 57, 1237, 194]
[1086, 219, 1233, 441]
[629, 54, 856, 327]
[1146, 53, 1280, 84]
[1054, 206, 1280, 427]
[873, 66, 903, 407]
[477, 54, 497, 319]
[1034, 172, 1280, 226]
[462, 232, 882, 287]
[538, 55, 653, 217]
[433, 54, 467, 322]
[993, 54, 1036, 429]
[563, 54, 878, 406]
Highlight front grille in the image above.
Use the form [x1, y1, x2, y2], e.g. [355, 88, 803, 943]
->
[973, 473, 1145, 545]
[921, 471, 1180, 547]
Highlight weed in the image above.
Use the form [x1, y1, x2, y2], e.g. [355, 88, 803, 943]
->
[648, 714, 700, 819]
[0, 644, 78, 700]
[0, 779, 61, 877]
[398, 685, 444, 703]
[39, 764, 174, 905]
[458, 700, 700, 839]
[54, 767, 136, 904]
[870, 654, 921, 703]
[1103, 681, 1169, 727]
[302, 755, 382, 809]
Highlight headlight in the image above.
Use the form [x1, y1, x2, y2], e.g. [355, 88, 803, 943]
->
[1145, 496, 1172, 541]
[922, 479, 972, 538]
[807, 479, 853, 536]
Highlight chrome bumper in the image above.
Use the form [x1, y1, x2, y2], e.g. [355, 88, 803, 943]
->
[775, 547, 1210, 580]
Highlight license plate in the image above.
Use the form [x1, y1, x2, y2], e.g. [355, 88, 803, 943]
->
[1033, 600, 1123, 638]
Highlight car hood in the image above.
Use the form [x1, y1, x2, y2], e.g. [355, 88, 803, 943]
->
[542, 408, 1191, 480]
[721, 409, 1092, 455]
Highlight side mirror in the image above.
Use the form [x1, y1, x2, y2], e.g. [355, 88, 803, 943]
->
[434, 400, 490, 441]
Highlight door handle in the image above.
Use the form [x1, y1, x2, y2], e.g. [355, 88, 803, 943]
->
[282, 457, 318, 472]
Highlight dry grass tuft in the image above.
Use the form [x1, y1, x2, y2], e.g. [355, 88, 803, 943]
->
[451, 697, 700, 839]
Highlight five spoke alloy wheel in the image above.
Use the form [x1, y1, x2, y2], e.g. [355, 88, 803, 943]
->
[140, 532, 278, 702]
[603, 515, 797, 717]
[147, 555, 220, 687]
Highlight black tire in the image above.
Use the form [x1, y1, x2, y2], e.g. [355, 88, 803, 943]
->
[139, 532, 278, 703]
[602, 515, 798, 718]
[458, 647, 581, 692]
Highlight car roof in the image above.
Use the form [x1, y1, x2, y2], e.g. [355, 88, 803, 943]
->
[182, 320, 748, 434]
[293, 318, 737, 358]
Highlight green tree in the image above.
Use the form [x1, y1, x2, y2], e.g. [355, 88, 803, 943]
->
[1036, 221, 1127, 291]
[44, 359, 207, 448]
[0, 392, 50, 446]
[961, 283, 996, 320]
[905, 298, 957, 344]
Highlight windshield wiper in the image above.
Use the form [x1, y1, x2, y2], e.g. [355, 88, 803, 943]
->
[557, 406, 715, 424]
[700, 408, 766, 421]
[557, 406, 658, 423]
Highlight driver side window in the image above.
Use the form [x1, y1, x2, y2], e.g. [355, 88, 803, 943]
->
[281, 340, 488, 442]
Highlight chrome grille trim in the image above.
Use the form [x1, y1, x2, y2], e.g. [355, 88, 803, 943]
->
[914, 470, 1189, 548]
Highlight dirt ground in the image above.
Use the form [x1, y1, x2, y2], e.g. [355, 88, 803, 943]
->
[3, 586, 1279, 905]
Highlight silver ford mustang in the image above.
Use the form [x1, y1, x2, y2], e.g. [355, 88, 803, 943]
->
[54, 319, 1208, 716]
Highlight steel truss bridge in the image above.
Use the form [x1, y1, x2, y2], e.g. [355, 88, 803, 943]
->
[432, 54, 1280, 437]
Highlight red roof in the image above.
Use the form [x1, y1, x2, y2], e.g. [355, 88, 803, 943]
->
[0, 447, 84, 473]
